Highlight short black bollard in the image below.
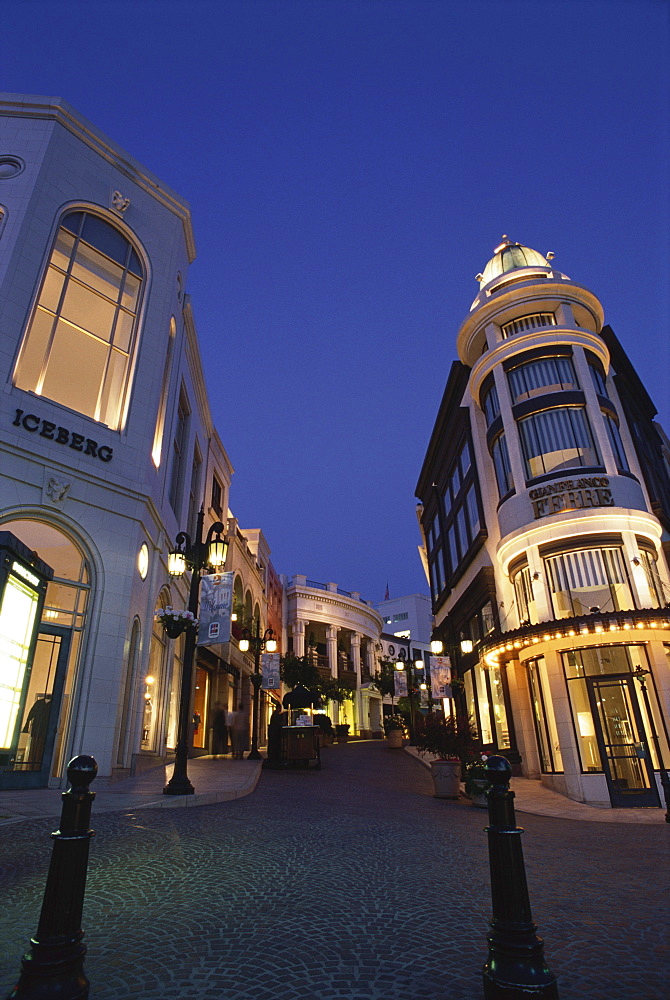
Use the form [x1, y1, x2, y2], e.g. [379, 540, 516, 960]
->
[482, 755, 558, 999]
[7, 755, 98, 1000]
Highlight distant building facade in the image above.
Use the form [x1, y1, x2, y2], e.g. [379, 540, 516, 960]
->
[283, 576, 384, 735]
[417, 238, 670, 809]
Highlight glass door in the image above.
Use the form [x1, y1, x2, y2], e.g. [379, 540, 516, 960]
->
[0, 625, 71, 789]
[587, 676, 659, 808]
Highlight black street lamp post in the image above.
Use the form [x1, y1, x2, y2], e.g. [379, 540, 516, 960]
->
[163, 507, 227, 796]
[239, 619, 276, 760]
[633, 665, 670, 822]
[395, 645, 424, 745]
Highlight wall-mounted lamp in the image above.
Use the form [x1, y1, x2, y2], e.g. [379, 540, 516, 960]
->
[430, 639, 444, 655]
[460, 637, 474, 655]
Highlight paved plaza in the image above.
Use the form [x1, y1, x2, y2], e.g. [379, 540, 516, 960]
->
[0, 741, 667, 1000]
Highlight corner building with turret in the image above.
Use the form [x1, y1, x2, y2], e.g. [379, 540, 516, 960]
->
[417, 239, 670, 809]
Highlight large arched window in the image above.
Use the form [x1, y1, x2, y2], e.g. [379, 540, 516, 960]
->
[14, 210, 144, 430]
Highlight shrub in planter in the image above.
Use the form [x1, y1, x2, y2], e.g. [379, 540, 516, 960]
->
[415, 715, 479, 799]
[335, 723, 350, 742]
[383, 715, 406, 748]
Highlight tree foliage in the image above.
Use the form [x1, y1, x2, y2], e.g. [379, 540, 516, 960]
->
[280, 654, 355, 704]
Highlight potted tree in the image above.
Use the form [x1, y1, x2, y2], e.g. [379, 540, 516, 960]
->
[383, 714, 406, 748]
[415, 715, 478, 799]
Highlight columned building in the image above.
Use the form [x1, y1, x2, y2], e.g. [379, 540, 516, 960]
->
[417, 238, 670, 809]
[283, 576, 383, 735]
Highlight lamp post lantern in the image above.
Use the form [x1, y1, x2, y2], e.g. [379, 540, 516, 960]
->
[163, 507, 228, 796]
[395, 646, 423, 745]
[239, 620, 277, 760]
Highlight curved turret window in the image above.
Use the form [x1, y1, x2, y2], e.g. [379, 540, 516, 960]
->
[518, 406, 599, 480]
[508, 355, 577, 403]
[544, 545, 634, 618]
[14, 210, 144, 430]
[491, 432, 514, 498]
[480, 377, 500, 427]
[501, 312, 556, 339]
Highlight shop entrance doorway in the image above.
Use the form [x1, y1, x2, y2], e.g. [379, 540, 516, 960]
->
[0, 625, 70, 789]
[586, 675, 660, 808]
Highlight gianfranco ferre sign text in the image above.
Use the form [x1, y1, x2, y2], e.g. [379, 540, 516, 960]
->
[529, 476, 613, 519]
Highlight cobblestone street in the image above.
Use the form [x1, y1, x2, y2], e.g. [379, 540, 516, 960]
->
[0, 741, 667, 1000]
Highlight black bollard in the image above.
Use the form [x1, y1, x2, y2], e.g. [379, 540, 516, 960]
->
[482, 755, 558, 999]
[7, 755, 98, 1000]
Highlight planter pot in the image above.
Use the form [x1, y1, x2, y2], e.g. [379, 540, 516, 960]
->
[163, 619, 189, 639]
[430, 759, 461, 799]
[468, 779, 489, 808]
[386, 730, 404, 748]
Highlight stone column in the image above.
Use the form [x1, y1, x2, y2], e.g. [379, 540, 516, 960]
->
[351, 633, 363, 734]
[326, 625, 339, 678]
[291, 619, 306, 657]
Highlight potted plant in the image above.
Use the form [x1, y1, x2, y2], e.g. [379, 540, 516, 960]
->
[155, 607, 198, 639]
[335, 723, 350, 743]
[464, 755, 491, 808]
[415, 715, 478, 799]
[383, 714, 406, 749]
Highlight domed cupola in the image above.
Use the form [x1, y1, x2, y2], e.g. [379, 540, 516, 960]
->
[476, 236, 552, 287]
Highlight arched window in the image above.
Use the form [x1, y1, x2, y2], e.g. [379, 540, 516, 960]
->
[151, 317, 176, 467]
[14, 210, 144, 430]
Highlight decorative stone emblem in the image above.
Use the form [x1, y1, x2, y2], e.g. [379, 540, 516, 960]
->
[45, 477, 71, 505]
[111, 189, 130, 214]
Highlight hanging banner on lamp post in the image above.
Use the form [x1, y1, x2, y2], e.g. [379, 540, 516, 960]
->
[394, 669, 408, 698]
[197, 571, 233, 646]
[261, 652, 281, 690]
[431, 655, 452, 699]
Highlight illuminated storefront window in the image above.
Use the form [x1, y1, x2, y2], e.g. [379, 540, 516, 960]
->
[527, 657, 563, 773]
[544, 545, 634, 618]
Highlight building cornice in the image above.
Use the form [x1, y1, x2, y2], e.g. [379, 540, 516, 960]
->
[0, 93, 197, 263]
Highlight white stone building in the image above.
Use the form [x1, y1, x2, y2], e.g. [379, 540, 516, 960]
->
[0, 94, 269, 787]
[417, 238, 670, 810]
[283, 576, 384, 735]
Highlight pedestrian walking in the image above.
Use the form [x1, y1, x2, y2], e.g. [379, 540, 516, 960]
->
[265, 702, 287, 768]
[212, 702, 228, 755]
[230, 704, 248, 759]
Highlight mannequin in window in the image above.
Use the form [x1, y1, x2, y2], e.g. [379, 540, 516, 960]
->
[22, 695, 52, 766]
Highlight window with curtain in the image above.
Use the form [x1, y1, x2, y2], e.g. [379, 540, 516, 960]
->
[513, 564, 538, 625]
[639, 548, 666, 608]
[480, 377, 500, 427]
[518, 406, 600, 479]
[588, 358, 609, 398]
[544, 545, 635, 618]
[508, 355, 577, 403]
[14, 210, 144, 430]
[491, 432, 514, 497]
[603, 413, 629, 472]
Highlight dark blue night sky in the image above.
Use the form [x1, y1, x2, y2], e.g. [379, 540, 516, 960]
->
[3, 0, 668, 602]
